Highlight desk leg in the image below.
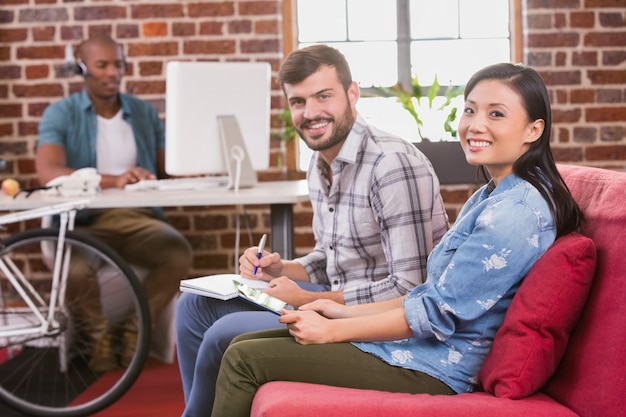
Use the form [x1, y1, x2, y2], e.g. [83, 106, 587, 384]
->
[270, 203, 294, 259]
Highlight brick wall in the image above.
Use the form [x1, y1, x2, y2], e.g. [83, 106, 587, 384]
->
[1, 0, 625, 276]
[435, 0, 626, 225]
[524, 0, 626, 170]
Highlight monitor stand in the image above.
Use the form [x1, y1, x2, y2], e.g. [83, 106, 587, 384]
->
[217, 115, 258, 191]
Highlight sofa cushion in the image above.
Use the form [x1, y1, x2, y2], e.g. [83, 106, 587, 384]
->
[478, 233, 596, 399]
[252, 382, 580, 417]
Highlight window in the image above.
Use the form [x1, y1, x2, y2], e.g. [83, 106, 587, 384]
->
[285, 0, 521, 171]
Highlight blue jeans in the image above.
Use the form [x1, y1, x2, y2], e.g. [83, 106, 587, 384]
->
[176, 281, 328, 416]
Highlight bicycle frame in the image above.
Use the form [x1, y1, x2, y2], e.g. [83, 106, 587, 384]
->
[0, 200, 90, 367]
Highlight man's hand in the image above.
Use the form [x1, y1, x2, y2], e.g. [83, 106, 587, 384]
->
[264, 276, 309, 307]
[239, 246, 283, 281]
[114, 167, 155, 188]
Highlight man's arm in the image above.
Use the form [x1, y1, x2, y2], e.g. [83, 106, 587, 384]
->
[36, 143, 155, 189]
[263, 277, 345, 307]
[35, 144, 74, 185]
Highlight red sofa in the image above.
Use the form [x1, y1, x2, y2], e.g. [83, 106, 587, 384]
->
[251, 164, 626, 417]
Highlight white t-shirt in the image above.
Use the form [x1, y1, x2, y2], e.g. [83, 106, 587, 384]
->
[96, 109, 137, 175]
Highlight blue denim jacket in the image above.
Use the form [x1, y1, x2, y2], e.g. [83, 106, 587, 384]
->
[353, 173, 556, 393]
[37, 89, 165, 223]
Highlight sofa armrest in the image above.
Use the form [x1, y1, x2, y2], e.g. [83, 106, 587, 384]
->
[251, 382, 579, 417]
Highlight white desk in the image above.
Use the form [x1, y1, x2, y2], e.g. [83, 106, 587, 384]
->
[0, 180, 310, 259]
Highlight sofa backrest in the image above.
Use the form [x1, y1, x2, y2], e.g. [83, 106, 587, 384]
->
[543, 165, 626, 416]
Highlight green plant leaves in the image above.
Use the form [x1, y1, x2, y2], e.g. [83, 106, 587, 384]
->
[374, 75, 465, 140]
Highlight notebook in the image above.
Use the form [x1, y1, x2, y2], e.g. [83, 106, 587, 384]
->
[179, 274, 287, 315]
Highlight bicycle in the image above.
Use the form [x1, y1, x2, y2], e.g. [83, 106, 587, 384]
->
[0, 199, 151, 417]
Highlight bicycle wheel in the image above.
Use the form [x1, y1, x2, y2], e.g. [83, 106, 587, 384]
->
[0, 228, 151, 417]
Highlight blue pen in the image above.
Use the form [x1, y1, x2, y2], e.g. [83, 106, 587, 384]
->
[253, 234, 267, 276]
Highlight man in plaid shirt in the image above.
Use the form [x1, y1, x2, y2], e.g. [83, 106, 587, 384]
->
[176, 44, 449, 416]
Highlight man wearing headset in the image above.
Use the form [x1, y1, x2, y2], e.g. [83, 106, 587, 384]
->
[35, 35, 192, 373]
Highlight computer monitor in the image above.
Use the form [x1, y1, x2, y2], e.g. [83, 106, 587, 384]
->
[164, 61, 271, 184]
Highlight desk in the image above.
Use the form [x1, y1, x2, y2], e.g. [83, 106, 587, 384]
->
[0, 180, 310, 259]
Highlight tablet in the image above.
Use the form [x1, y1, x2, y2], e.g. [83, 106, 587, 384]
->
[233, 280, 287, 315]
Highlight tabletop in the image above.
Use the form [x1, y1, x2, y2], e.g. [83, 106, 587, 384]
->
[0, 180, 310, 212]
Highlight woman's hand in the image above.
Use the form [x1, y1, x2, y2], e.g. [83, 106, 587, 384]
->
[279, 310, 338, 345]
[298, 299, 351, 319]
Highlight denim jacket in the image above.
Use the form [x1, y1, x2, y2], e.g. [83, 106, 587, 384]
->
[353, 173, 556, 393]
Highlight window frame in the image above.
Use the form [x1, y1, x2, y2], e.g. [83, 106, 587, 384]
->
[281, 0, 523, 181]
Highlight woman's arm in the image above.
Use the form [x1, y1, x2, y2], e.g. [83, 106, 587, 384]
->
[298, 296, 406, 319]
[280, 305, 412, 345]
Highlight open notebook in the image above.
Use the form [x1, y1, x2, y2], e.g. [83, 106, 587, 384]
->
[179, 274, 287, 315]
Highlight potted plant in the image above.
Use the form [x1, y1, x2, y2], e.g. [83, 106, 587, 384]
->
[373, 75, 464, 141]
[277, 108, 297, 171]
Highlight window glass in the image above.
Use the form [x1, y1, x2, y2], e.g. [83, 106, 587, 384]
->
[460, 0, 510, 38]
[347, 0, 397, 41]
[297, 0, 347, 42]
[410, 0, 459, 39]
[411, 38, 511, 85]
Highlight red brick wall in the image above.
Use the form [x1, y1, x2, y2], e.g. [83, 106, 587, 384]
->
[440, 0, 626, 224]
[1, 0, 625, 276]
[524, 0, 626, 170]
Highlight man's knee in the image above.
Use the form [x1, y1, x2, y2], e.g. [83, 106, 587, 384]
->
[176, 293, 202, 323]
[175, 293, 226, 329]
[204, 316, 253, 351]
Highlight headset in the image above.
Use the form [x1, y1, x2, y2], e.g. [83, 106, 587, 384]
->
[74, 58, 88, 77]
[72, 40, 128, 77]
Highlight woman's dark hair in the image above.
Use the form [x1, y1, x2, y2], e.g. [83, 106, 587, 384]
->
[465, 63, 583, 237]
[278, 44, 352, 92]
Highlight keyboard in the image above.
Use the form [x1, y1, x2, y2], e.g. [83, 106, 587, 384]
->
[124, 177, 228, 192]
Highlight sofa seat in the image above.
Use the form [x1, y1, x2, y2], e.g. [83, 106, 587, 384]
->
[252, 382, 579, 417]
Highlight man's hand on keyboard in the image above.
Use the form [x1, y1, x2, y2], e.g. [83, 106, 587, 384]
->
[108, 167, 155, 189]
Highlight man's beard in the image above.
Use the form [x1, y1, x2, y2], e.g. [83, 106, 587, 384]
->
[296, 105, 355, 152]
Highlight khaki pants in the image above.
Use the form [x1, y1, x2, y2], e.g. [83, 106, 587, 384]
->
[66, 208, 192, 343]
[211, 328, 455, 417]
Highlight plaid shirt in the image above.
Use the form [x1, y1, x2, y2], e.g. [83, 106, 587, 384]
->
[295, 114, 449, 305]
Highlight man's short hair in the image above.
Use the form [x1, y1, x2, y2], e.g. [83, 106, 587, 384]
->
[278, 44, 353, 92]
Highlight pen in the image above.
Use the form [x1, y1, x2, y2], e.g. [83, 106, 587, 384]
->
[253, 234, 267, 276]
